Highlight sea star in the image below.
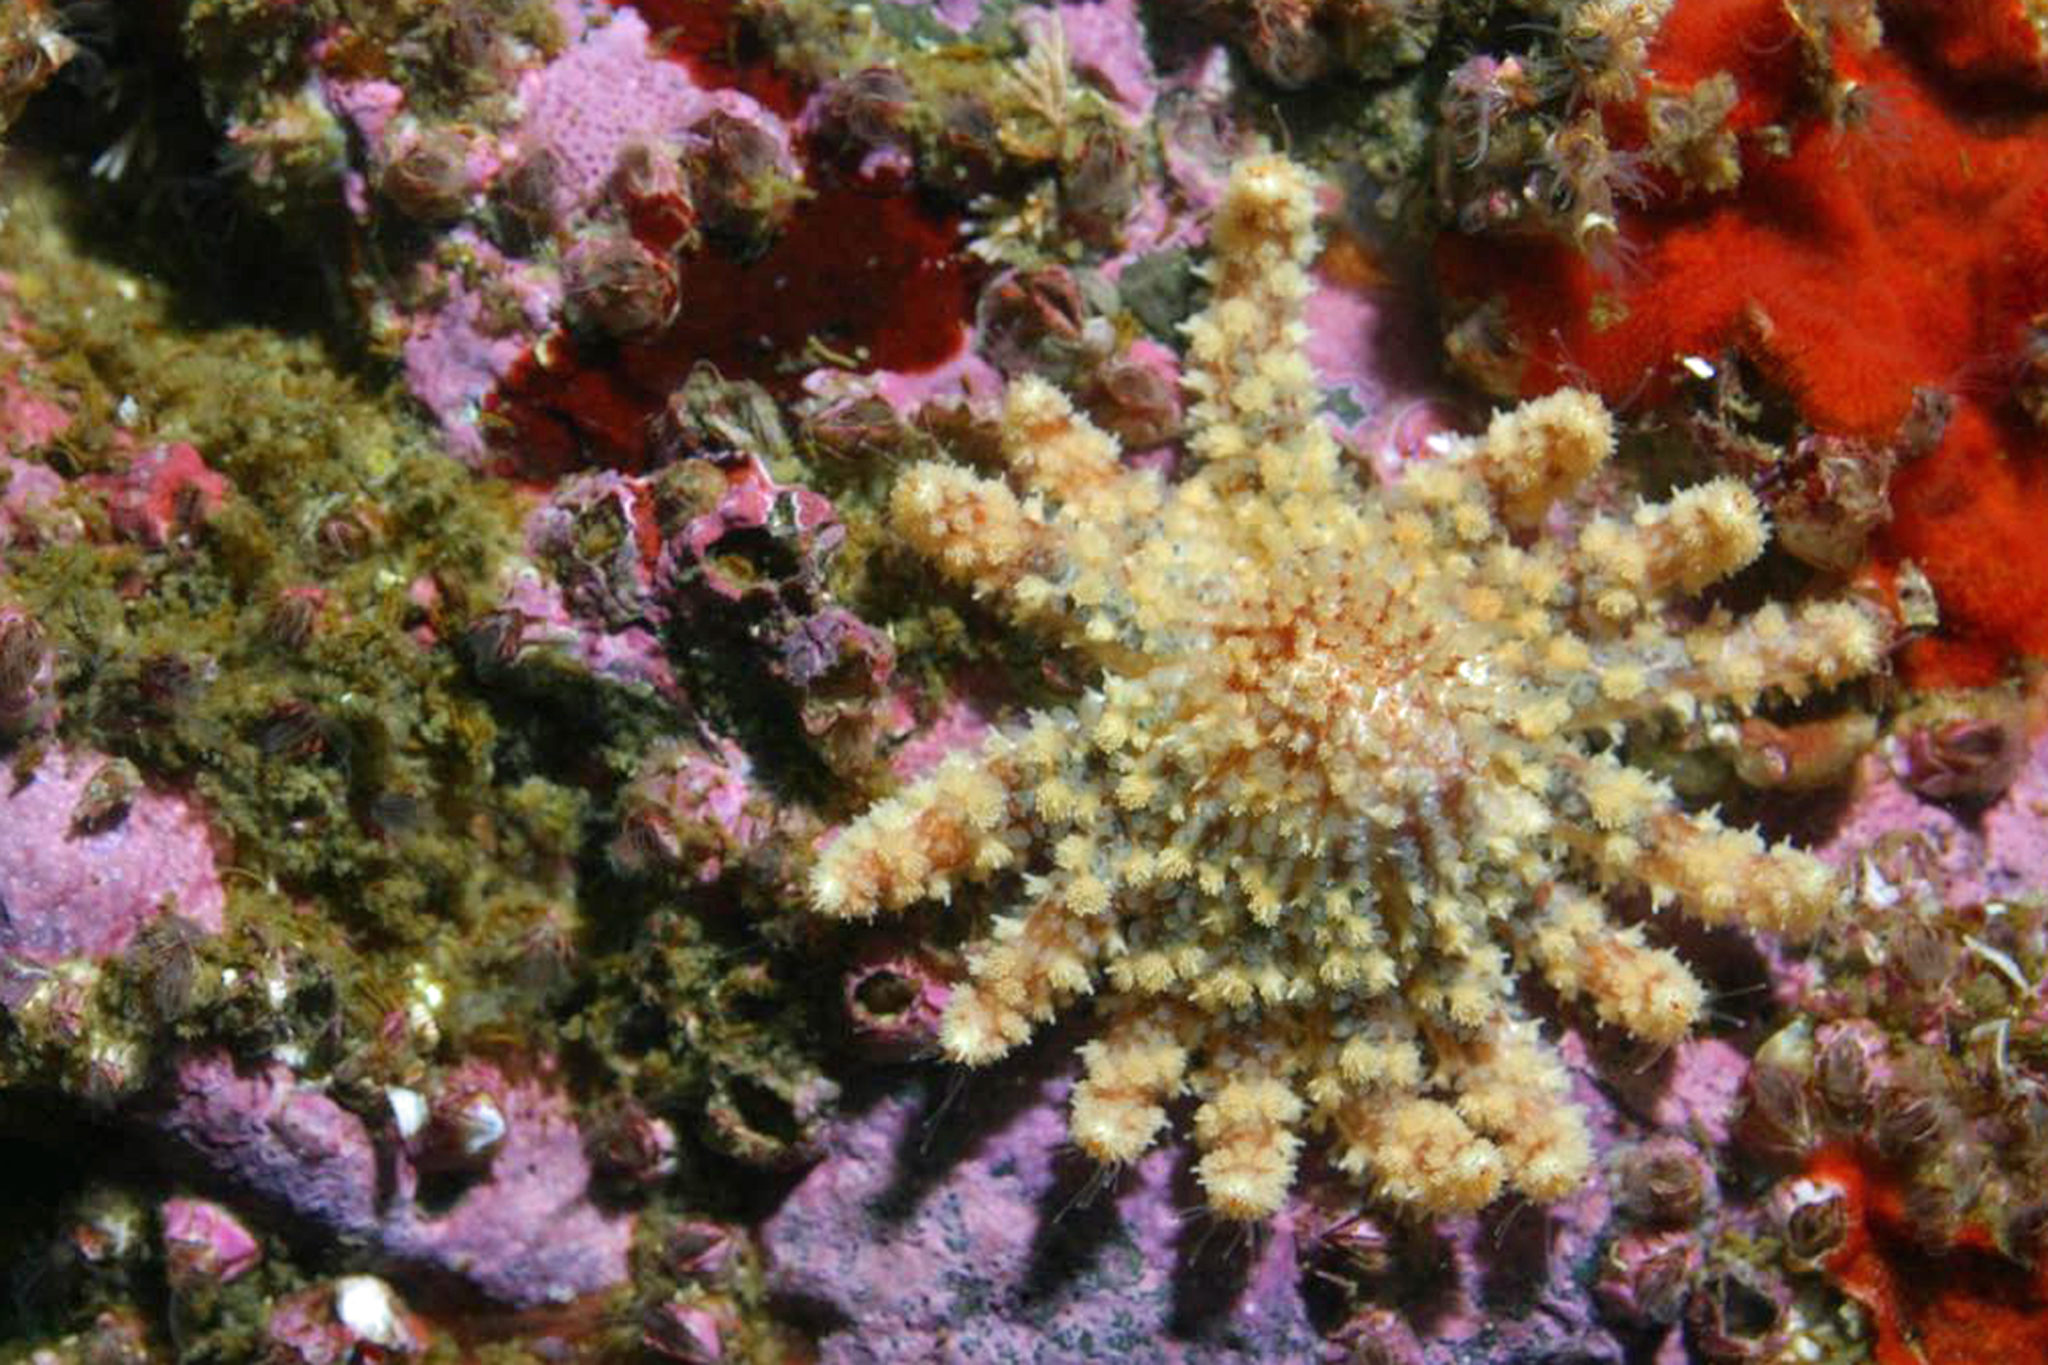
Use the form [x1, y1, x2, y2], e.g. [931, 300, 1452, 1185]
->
[810, 154, 1887, 1219]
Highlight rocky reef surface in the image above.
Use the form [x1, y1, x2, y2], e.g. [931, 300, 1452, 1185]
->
[5, 1, 2048, 1363]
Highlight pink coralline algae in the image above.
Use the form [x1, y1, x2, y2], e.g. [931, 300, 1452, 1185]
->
[89, 442, 230, 548]
[762, 1056, 1323, 1365]
[764, 1028, 1764, 1364]
[916, 0, 988, 34]
[516, 449, 847, 629]
[1303, 236, 1467, 480]
[513, 9, 793, 208]
[264, 1276, 430, 1365]
[396, 239, 558, 457]
[496, 563, 680, 699]
[375, 4, 801, 459]
[667, 449, 840, 605]
[1039, 0, 1160, 118]
[840, 939, 954, 1061]
[0, 297, 71, 450]
[507, 448, 892, 714]
[151, 1051, 632, 1308]
[511, 468, 679, 695]
[0, 452, 62, 549]
[160, 1196, 262, 1289]
[0, 748, 225, 969]
[1819, 703, 2048, 909]
[510, 447, 897, 764]
[613, 736, 767, 882]
[1, 292, 76, 548]
[1597, 1036, 1752, 1153]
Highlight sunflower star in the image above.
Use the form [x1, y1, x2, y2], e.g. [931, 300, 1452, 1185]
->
[809, 154, 1887, 1220]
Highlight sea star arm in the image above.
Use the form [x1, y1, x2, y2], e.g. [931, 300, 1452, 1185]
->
[809, 749, 1024, 920]
[1441, 1020, 1594, 1202]
[1519, 885, 1706, 1045]
[939, 894, 1112, 1064]
[1070, 1004, 1192, 1165]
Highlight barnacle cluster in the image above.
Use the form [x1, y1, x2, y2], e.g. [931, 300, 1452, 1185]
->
[809, 154, 1887, 1220]
[0, 0, 74, 137]
[1186, 0, 1445, 89]
[1441, 98, 1633, 271]
[1435, 0, 2048, 685]
[1433, 0, 1886, 272]
[1747, 834, 2048, 1263]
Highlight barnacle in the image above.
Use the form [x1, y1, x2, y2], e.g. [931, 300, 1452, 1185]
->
[811, 154, 1886, 1220]
[1644, 72, 1742, 195]
[1541, 110, 1652, 260]
[0, 1, 76, 136]
[1557, 0, 1672, 105]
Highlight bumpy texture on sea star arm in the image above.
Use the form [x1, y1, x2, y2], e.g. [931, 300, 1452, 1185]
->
[811, 153, 1886, 1220]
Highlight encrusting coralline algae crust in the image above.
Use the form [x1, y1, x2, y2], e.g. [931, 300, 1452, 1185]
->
[810, 153, 1888, 1222]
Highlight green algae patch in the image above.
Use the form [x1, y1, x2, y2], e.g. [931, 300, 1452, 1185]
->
[0, 160, 844, 1310]
[0, 168, 595, 1072]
